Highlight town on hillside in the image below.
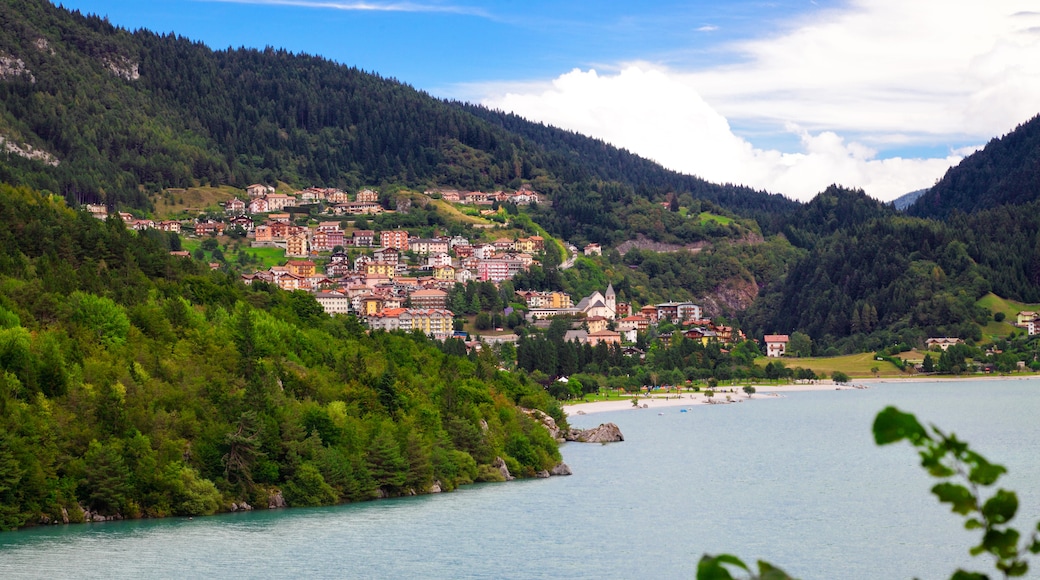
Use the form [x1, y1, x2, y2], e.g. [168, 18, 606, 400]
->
[91, 183, 1026, 365]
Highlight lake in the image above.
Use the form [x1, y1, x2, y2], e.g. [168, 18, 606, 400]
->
[2, 378, 1039, 579]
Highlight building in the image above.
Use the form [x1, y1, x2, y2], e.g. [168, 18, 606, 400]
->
[409, 238, 450, 256]
[576, 284, 617, 319]
[380, 230, 410, 250]
[314, 290, 351, 315]
[587, 330, 621, 347]
[353, 230, 376, 248]
[764, 334, 789, 358]
[285, 232, 309, 257]
[410, 288, 448, 309]
[925, 337, 964, 351]
[286, 260, 316, 277]
[225, 198, 246, 215]
[356, 189, 380, 203]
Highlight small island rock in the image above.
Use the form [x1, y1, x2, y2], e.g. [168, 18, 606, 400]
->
[566, 422, 625, 443]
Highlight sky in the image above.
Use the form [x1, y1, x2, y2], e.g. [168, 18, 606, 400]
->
[55, 0, 1040, 202]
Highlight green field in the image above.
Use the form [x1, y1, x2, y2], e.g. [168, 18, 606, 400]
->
[976, 293, 1038, 339]
[697, 211, 733, 226]
[182, 237, 287, 271]
[155, 185, 240, 218]
[757, 351, 919, 378]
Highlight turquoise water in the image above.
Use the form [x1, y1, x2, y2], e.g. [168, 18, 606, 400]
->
[2, 379, 1039, 579]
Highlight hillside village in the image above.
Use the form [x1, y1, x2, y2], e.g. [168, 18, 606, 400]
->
[86, 182, 1040, 368]
[87, 184, 756, 355]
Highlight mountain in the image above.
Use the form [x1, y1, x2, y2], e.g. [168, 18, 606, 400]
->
[0, 0, 796, 225]
[908, 114, 1040, 219]
[891, 188, 926, 211]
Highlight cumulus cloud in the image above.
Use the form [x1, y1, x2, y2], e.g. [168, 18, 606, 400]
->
[480, 2, 1040, 202]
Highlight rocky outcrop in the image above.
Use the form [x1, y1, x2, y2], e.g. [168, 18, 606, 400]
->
[429, 481, 442, 493]
[615, 235, 707, 256]
[0, 53, 35, 83]
[230, 501, 253, 512]
[268, 491, 286, 509]
[566, 422, 624, 443]
[522, 408, 564, 441]
[492, 456, 515, 481]
[550, 462, 572, 476]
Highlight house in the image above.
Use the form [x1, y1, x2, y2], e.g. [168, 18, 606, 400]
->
[587, 329, 621, 347]
[926, 337, 963, 351]
[194, 221, 226, 236]
[317, 221, 343, 234]
[364, 261, 396, 280]
[618, 315, 650, 333]
[326, 190, 350, 204]
[344, 202, 382, 215]
[585, 316, 609, 334]
[373, 247, 400, 265]
[409, 238, 450, 256]
[246, 183, 272, 197]
[433, 265, 456, 282]
[286, 260, 316, 277]
[225, 198, 246, 215]
[353, 230, 376, 247]
[265, 193, 296, 211]
[228, 216, 253, 232]
[84, 203, 108, 220]
[356, 189, 380, 203]
[584, 243, 602, 256]
[764, 334, 789, 358]
[248, 198, 270, 214]
[254, 224, 273, 243]
[428, 253, 452, 268]
[1017, 311, 1037, 326]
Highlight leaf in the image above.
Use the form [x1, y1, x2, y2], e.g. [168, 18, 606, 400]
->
[964, 518, 984, 530]
[981, 490, 1018, 524]
[873, 407, 930, 446]
[980, 528, 1021, 560]
[968, 461, 1007, 487]
[696, 554, 746, 580]
[932, 482, 976, 515]
[949, 570, 989, 580]
[757, 560, 798, 580]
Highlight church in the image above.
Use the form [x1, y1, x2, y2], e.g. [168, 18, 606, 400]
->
[576, 284, 617, 320]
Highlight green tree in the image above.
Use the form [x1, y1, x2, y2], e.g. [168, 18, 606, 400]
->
[788, 331, 813, 358]
[831, 371, 850, 384]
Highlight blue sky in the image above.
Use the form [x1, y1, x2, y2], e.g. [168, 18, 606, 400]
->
[55, 1, 1040, 201]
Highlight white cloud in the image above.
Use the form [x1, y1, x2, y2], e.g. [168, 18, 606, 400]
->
[479, 1, 1040, 202]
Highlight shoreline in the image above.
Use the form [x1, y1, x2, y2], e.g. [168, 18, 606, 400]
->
[563, 374, 1040, 416]
[564, 381, 865, 416]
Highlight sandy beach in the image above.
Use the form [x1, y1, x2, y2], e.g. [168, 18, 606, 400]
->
[564, 381, 867, 416]
[564, 373, 1040, 416]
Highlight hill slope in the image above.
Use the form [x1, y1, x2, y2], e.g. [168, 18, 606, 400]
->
[0, 0, 796, 223]
[908, 115, 1040, 219]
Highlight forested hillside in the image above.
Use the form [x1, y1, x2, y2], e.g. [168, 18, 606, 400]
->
[0, 183, 563, 530]
[0, 0, 796, 226]
[909, 114, 1040, 219]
